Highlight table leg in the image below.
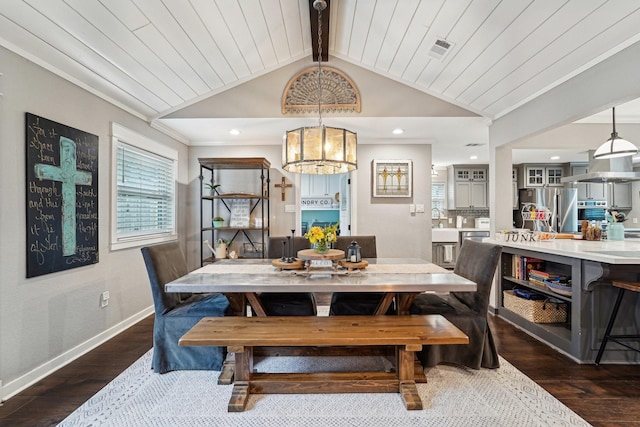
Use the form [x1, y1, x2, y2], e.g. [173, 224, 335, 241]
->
[374, 293, 396, 315]
[224, 293, 246, 316]
[245, 292, 268, 317]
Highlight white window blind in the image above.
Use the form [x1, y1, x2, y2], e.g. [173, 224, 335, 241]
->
[116, 143, 174, 236]
[432, 183, 446, 217]
[110, 123, 178, 250]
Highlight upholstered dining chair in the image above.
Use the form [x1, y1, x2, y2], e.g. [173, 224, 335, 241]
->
[410, 239, 502, 369]
[141, 242, 229, 373]
[260, 236, 317, 315]
[329, 236, 387, 315]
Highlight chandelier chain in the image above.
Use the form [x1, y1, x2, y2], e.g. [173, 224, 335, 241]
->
[317, 5, 323, 127]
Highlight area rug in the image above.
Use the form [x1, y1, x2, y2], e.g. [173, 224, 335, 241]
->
[59, 350, 590, 427]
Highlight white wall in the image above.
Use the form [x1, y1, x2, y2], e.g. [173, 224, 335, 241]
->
[186, 143, 433, 267]
[0, 46, 187, 399]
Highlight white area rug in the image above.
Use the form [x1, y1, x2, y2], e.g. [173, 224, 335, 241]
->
[59, 350, 590, 427]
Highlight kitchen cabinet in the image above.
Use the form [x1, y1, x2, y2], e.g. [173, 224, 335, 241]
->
[432, 242, 458, 269]
[454, 168, 486, 181]
[608, 182, 632, 209]
[525, 166, 564, 187]
[447, 165, 488, 209]
[301, 174, 340, 197]
[496, 243, 640, 363]
[571, 165, 606, 200]
[199, 157, 270, 264]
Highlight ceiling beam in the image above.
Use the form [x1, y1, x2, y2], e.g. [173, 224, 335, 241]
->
[309, 0, 330, 62]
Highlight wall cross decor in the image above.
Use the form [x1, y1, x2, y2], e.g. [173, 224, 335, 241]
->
[26, 113, 99, 278]
[274, 177, 293, 201]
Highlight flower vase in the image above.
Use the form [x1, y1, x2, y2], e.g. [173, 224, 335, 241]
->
[313, 242, 330, 254]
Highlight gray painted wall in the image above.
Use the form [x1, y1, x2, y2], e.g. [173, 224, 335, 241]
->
[0, 46, 187, 398]
[186, 143, 434, 268]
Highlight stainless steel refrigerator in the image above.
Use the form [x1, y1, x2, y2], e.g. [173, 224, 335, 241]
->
[516, 187, 578, 233]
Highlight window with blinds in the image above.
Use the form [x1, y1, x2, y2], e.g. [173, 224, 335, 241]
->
[116, 142, 174, 235]
[111, 123, 178, 250]
[432, 183, 446, 217]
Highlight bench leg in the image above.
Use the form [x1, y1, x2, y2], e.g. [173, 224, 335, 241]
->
[398, 346, 423, 410]
[217, 353, 235, 385]
[228, 382, 250, 412]
[399, 381, 422, 410]
[227, 346, 252, 412]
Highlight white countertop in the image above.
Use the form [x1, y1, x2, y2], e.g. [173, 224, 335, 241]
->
[432, 227, 490, 242]
[484, 237, 640, 264]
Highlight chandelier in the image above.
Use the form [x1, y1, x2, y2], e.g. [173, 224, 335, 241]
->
[593, 107, 638, 159]
[282, 0, 357, 175]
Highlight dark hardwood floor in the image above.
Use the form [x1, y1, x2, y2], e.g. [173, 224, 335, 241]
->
[1, 313, 639, 426]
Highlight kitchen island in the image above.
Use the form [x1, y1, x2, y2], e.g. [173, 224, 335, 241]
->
[485, 237, 640, 364]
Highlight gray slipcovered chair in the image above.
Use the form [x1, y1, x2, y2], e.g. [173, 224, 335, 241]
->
[141, 242, 229, 373]
[410, 239, 502, 369]
[259, 236, 317, 316]
[329, 236, 388, 315]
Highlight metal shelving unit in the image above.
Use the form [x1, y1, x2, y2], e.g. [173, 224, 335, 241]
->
[199, 158, 270, 265]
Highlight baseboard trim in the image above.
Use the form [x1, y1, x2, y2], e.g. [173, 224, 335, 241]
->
[0, 306, 153, 402]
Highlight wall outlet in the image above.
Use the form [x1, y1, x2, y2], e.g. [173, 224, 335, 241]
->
[100, 291, 110, 308]
[634, 218, 638, 224]
[409, 204, 416, 213]
[448, 218, 452, 224]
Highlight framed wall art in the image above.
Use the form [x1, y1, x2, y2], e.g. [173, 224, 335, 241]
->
[372, 159, 412, 198]
[25, 113, 99, 278]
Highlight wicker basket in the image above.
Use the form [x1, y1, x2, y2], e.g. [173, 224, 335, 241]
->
[503, 290, 567, 324]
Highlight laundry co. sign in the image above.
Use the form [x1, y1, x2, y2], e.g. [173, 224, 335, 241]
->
[301, 197, 334, 209]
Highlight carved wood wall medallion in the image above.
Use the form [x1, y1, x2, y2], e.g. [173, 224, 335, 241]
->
[282, 66, 361, 114]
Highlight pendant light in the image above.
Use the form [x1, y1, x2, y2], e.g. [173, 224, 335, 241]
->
[282, 0, 357, 175]
[593, 107, 637, 159]
[431, 164, 438, 176]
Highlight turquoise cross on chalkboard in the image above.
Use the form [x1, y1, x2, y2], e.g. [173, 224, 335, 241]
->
[34, 136, 92, 256]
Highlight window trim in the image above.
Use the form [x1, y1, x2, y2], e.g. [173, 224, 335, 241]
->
[110, 123, 178, 251]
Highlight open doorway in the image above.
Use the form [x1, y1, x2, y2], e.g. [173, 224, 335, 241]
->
[297, 173, 352, 237]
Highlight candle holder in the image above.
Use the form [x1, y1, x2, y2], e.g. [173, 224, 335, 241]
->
[287, 229, 296, 262]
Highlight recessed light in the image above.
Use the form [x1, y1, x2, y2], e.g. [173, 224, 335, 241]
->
[229, 129, 241, 135]
[550, 155, 560, 160]
[469, 155, 478, 160]
[392, 128, 404, 135]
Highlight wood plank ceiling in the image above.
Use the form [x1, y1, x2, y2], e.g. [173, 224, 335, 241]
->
[1, 0, 640, 142]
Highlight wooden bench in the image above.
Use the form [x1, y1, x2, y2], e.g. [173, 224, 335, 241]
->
[179, 315, 468, 412]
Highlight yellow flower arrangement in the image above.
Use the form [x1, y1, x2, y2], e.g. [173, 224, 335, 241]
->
[304, 222, 339, 253]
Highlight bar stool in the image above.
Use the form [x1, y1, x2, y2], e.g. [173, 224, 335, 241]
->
[595, 280, 640, 365]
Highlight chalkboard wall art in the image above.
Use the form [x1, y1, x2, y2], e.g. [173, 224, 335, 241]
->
[26, 113, 99, 278]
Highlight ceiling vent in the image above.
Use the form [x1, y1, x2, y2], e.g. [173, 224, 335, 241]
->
[465, 143, 484, 147]
[428, 38, 454, 60]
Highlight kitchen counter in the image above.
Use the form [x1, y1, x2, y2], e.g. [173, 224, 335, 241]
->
[432, 227, 489, 242]
[484, 237, 640, 264]
[491, 237, 640, 364]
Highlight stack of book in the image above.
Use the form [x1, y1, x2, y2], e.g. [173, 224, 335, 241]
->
[511, 256, 545, 280]
[528, 269, 560, 287]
